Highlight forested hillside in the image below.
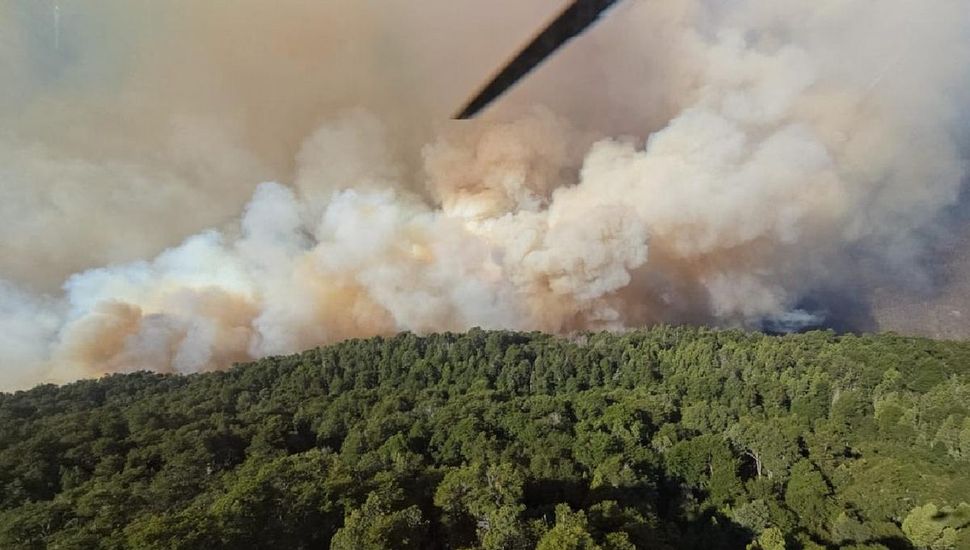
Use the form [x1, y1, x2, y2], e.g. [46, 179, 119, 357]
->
[2, 328, 970, 549]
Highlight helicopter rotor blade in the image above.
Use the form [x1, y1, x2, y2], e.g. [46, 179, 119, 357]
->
[454, 0, 621, 119]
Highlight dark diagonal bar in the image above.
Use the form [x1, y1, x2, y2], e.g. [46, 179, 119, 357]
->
[454, 0, 621, 119]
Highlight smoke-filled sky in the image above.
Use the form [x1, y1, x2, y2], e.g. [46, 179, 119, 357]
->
[1, 0, 969, 390]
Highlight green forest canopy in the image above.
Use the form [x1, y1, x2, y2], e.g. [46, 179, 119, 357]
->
[2, 327, 970, 549]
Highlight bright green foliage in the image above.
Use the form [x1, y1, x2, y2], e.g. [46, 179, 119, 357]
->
[536, 505, 600, 550]
[434, 462, 529, 549]
[731, 499, 772, 535]
[666, 434, 742, 505]
[0, 327, 969, 549]
[331, 487, 428, 550]
[902, 503, 970, 550]
[746, 527, 786, 550]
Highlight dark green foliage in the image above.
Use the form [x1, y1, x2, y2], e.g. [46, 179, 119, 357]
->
[1, 327, 969, 549]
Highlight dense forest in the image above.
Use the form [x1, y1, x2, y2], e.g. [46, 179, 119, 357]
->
[2, 327, 970, 549]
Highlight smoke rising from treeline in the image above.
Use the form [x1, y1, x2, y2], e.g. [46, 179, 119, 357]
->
[1, 0, 968, 389]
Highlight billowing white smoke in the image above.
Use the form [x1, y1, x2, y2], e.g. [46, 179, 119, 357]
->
[1, 0, 968, 389]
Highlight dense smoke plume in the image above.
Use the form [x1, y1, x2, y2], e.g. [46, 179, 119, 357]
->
[1, 0, 968, 390]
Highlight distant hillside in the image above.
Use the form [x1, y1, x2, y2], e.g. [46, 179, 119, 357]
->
[874, 229, 970, 341]
[2, 328, 970, 549]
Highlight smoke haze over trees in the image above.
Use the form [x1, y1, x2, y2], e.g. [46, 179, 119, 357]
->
[1, 0, 970, 389]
